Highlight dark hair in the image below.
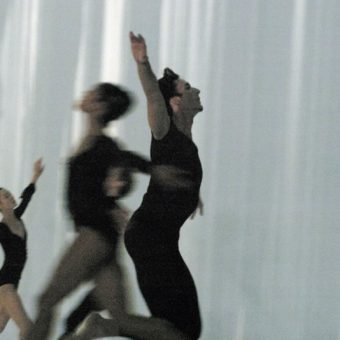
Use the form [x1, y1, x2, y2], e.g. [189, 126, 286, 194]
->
[158, 68, 180, 115]
[94, 83, 132, 125]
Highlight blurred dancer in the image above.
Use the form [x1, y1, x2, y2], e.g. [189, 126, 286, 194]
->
[0, 159, 44, 339]
[27, 83, 192, 340]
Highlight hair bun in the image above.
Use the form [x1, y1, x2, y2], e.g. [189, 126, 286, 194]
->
[163, 68, 179, 82]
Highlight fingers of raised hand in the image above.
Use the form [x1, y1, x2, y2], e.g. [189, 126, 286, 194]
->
[129, 31, 136, 41]
[130, 31, 144, 44]
[138, 34, 145, 43]
[34, 158, 44, 172]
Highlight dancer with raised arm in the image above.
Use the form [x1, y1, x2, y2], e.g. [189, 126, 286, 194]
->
[124, 32, 204, 340]
[0, 159, 44, 339]
[27, 83, 194, 340]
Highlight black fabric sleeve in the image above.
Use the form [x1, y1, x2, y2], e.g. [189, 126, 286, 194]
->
[0, 224, 8, 242]
[14, 183, 35, 218]
[119, 151, 152, 174]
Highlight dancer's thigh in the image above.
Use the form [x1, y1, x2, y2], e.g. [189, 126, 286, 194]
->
[0, 302, 9, 332]
[0, 284, 31, 332]
[40, 227, 114, 307]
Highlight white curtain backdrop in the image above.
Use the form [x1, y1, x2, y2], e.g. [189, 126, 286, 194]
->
[1, 0, 340, 339]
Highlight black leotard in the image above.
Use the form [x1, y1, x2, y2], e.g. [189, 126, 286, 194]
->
[0, 184, 35, 287]
[145, 120, 202, 205]
[125, 121, 203, 339]
[66, 135, 150, 244]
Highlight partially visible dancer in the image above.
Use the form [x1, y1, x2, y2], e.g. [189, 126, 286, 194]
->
[0, 159, 44, 339]
[27, 83, 193, 340]
[124, 32, 204, 340]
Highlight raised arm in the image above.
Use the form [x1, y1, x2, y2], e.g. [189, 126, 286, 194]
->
[129, 31, 170, 139]
[14, 158, 44, 218]
[31, 158, 44, 184]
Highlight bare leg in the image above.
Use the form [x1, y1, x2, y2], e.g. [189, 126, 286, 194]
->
[119, 315, 191, 340]
[72, 312, 191, 340]
[71, 261, 124, 339]
[0, 284, 32, 339]
[27, 228, 113, 340]
[73, 263, 191, 340]
[0, 304, 10, 333]
[59, 289, 100, 338]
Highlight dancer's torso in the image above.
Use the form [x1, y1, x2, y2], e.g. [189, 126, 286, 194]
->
[67, 135, 150, 229]
[142, 120, 203, 211]
[67, 136, 121, 229]
[0, 184, 35, 286]
[0, 221, 27, 275]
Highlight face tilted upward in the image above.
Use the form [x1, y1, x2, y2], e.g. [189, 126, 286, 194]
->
[175, 79, 203, 114]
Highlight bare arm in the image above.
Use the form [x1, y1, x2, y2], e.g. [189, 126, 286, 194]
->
[129, 32, 170, 139]
[31, 158, 44, 184]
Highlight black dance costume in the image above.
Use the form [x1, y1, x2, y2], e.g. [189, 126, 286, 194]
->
[0, 184, 35, 288]
[67, 135, 150, 244]
[125, 120, 203, 339]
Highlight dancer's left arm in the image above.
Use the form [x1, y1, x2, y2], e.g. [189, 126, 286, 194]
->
[120, 151, 151, 174]
[15, 158, 44, 218]
[119, 151, 193, 187]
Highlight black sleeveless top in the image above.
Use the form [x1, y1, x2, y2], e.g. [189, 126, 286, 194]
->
[142, 121, 202, 208]
[67, 135, 151, 229]
[0, 184, 35, 286]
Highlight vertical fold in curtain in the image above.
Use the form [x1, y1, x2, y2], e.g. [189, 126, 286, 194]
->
[0, 0, 40, 190]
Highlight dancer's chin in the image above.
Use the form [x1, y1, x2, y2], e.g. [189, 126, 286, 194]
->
[197, 105, 203, 112]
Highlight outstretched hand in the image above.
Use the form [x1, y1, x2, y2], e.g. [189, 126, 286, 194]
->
[129, 31, 148, 64]
[32, 158, 44, 183]
[152, 165, 195, 191]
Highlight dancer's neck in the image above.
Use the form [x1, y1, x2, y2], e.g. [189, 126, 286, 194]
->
[1, 209, 16, 222]
[172, 113, 193, 139]
[85, 116, 104, 137]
